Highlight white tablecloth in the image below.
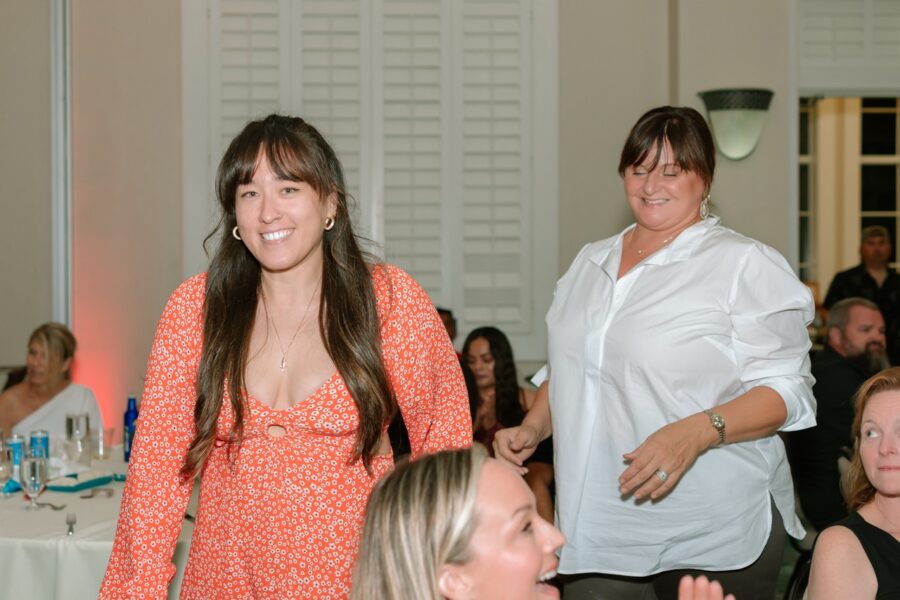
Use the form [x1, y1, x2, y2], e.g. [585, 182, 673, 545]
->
[0, 453, 194, 599]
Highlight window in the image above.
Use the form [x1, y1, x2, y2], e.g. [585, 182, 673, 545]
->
[860, 98, 900, 267]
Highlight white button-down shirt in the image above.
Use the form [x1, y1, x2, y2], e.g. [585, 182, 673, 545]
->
[547, 216, 816, 576]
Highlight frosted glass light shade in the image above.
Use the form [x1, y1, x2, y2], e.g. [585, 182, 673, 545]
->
[698, 89, 773, 161]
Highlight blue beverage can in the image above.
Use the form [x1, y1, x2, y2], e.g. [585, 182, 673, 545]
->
[29, 430, 50, 459]
[6, 434, 24, 467]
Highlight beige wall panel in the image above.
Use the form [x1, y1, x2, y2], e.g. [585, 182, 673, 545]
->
[676, 0, 792, 256]
[0, 1, 52, 366]
[71, 1, 182, 429]
[558, 0, 671, 273]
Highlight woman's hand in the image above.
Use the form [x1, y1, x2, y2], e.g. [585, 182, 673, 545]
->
[678, 575, 736, 600]
[618, 413, 714, 500]
[493, 425, 540, 475]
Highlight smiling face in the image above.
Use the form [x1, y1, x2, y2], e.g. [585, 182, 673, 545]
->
[465, 337, 496, 389]
[441, 460, 565, 600]
[233, 153, 337, 275]
[623, 139, 707, 233]
[859, 391, 900, 499]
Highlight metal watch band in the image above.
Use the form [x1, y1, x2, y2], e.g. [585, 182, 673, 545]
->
[703, 409, 726, 446]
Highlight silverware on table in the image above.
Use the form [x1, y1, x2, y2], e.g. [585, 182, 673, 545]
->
[66, 512, 76, 536]
[79, 487, 114, 499]
[36, 501, 67, 511]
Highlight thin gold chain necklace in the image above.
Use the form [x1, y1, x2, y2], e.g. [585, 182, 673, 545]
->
[628, 229, 676, 256]
[261, 280, 320, 372]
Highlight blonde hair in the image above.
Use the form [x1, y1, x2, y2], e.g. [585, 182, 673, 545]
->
[29, 322, 77, 380]
[845, 366, 900, 511]
[352, 446, 488, 600]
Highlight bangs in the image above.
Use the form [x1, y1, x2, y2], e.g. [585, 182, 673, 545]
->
[624, 124, 702, 174]
[218, 117, 335, 211]
[617, 106, 715, 187]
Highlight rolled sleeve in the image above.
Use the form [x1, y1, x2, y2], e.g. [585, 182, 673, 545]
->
[729, 244, 817, 431]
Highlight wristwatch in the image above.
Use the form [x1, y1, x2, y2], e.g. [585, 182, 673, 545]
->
[703, 409, 726, 446]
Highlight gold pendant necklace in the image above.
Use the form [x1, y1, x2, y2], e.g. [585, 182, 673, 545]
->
[261, 280, 320, 372]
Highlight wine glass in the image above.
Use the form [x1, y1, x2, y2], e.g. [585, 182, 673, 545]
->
[19, 449, 48, 510]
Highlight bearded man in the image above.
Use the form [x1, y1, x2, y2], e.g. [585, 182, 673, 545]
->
[786, 297, 888, 531]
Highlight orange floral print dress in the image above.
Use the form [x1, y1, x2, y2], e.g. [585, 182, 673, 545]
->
[100, 265, 472, 599]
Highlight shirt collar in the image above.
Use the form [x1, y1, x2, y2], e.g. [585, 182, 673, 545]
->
[587, 215, 721, 277]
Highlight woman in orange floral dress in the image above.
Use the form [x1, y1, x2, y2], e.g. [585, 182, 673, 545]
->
[100, 115, 472, 599]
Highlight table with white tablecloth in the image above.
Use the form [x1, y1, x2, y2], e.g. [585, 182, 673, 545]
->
[0, 453, 195, 599]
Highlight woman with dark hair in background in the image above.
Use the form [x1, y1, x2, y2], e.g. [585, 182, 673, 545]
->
[463, 326, 554, 522]
[101, 114, 471, 598]
[495, 106, 816, 599]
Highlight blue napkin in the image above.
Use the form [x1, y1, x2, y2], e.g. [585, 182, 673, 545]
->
[2, 480, 21, 494]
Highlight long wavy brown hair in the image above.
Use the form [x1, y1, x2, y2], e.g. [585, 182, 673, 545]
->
[181, 114, 394, 479]
[844, 366, 900, 511]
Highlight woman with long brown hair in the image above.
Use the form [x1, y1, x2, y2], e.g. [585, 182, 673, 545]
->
[807, 367, 900, 599]
[101, 115, 471, 598]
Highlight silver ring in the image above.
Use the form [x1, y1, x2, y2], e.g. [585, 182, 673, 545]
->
[655, 469, 669, 482]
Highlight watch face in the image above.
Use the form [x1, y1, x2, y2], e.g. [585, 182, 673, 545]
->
[712, 415, 725, 429]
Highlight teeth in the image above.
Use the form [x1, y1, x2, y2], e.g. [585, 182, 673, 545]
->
[644, 198, 668, 205]
[537, 569, 557, 582]
[262, 230, 291, 241]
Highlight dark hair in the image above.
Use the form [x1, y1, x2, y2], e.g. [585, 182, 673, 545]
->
[182, 114, 394, 478]
[462, 326, 524, 428]
[617, 106, 716, 193]
[459, 358, 479, 425]
[845, 367, 900, 510]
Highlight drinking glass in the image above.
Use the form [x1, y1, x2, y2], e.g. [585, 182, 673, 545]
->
[19, 450, 48, 510]
[66, 412, 91, 465]
[0, 445, 12, 498]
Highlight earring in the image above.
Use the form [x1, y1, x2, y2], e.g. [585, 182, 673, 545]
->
[699, 196, 710, 219]
[324, 216, 335, 231]
[232, 226, 242, 241]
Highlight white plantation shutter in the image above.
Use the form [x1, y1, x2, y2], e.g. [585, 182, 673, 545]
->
[211, 0, 286, 160]
[291, 0, 367, 207]
[798, 0, 900, 94]
[458, 0, 531, 328]
[381, 0, 446, 297]
[183, 0, 557, 359]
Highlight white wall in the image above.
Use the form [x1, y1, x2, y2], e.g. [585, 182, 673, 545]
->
[0, 0, 52, 366]
[70, 1, 183, 431]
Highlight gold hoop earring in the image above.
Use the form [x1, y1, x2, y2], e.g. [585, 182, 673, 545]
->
[232, 226, 242, 240]
[324, 216, 335, 231]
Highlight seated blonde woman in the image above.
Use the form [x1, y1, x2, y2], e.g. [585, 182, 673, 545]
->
[352, 446, 734, 600]
[808, 367, 900, 599]
[0, 323, 102, 439]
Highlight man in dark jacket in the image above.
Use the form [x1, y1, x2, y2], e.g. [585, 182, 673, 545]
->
[786, 297, 888, 531]
[823, 225, 900, 363]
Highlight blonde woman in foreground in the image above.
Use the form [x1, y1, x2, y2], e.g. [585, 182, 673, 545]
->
[808, 367, 900, 599]
[352, 447, 735, 600]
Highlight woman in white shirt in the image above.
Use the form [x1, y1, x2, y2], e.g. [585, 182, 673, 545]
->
[495, 105, 816, 600]
[0, 322, 103, 440]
